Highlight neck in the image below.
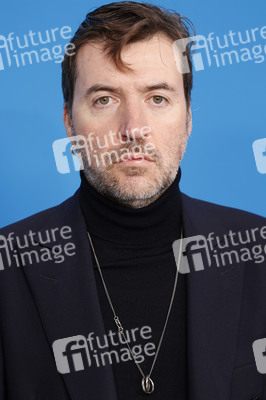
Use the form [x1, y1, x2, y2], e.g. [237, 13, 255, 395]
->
[79, 169, 182, 244]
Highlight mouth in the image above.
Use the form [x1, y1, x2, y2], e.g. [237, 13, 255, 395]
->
[116, 154, 155, 164]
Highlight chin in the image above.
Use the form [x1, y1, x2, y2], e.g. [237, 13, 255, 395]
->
[115, 175, 164, 199]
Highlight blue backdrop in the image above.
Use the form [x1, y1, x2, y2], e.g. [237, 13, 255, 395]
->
[0, 0, 265, 228]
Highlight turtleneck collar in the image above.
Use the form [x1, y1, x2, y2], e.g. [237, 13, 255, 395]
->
[78, 169, 182, 245]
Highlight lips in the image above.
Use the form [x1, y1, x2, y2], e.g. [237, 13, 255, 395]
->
[117, 154, 154, 163]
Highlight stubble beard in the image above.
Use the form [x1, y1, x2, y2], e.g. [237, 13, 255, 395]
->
[71, 119, 189, 208]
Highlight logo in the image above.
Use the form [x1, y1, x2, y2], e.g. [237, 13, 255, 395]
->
[0, 35, 12, 71]
[173, 26, 266, 74]
[172, 235, 211, 274]
[52, 126, 155, 174]
[53, 335, 91, 374]
[253, 138, 266, 174]
[52, 136, 89, 174]
[0, 234, 12, 271]
[0, 27, 74, 71]
[253, 338, 266, 374]
[172, 226, 266, 274]
[52, 326, 156, 373]
[173, 35, 211, 73]
[0, 226, 76, 271]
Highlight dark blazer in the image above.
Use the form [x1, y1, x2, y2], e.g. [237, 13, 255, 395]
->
[0, 190, 265, 400]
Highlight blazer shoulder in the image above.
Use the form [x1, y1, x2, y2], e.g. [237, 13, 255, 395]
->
[0, 191, 80, 235]
[181, 192, 265, 230]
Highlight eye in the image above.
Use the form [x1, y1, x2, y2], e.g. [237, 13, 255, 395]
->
[151, 96, 167, 105]
[95, 96, 111, 106]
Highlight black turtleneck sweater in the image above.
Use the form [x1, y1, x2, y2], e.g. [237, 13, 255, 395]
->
[79, 170, 187, 399]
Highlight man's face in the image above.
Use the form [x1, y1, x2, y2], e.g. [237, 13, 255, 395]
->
[63, 34, 192, 207]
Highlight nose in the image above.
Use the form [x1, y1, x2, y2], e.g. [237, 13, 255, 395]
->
[118, 101, 150, 141]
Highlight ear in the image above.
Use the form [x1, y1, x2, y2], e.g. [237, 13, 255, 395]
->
[63, 103, 73, 140]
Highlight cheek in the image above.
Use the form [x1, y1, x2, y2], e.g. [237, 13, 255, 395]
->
[154, 120, 187, 151]
[72, 107, 89, 133]
[72, 108, 102, 136]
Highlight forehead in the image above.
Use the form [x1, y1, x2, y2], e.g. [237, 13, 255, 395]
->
[74, 34, 183, 89]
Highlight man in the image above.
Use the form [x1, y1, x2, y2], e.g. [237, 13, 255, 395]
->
[0, 2, 265, 399]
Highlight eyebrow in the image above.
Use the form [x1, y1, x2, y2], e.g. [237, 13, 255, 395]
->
[84, 82, 177, 98]
[142, 83, 176, 93]
[85, 84, 121, 98]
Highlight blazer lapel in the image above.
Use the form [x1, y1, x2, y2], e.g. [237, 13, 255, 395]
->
[22, 193, 118, 400]
[181, 194, 246, 400]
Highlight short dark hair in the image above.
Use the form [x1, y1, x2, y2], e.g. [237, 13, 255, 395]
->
[61, 1, 195, 111]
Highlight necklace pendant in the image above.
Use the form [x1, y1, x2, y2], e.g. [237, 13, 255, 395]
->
[141, 376, 154, 394]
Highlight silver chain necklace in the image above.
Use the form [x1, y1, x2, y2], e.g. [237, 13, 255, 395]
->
[87, 228, 183, 395]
